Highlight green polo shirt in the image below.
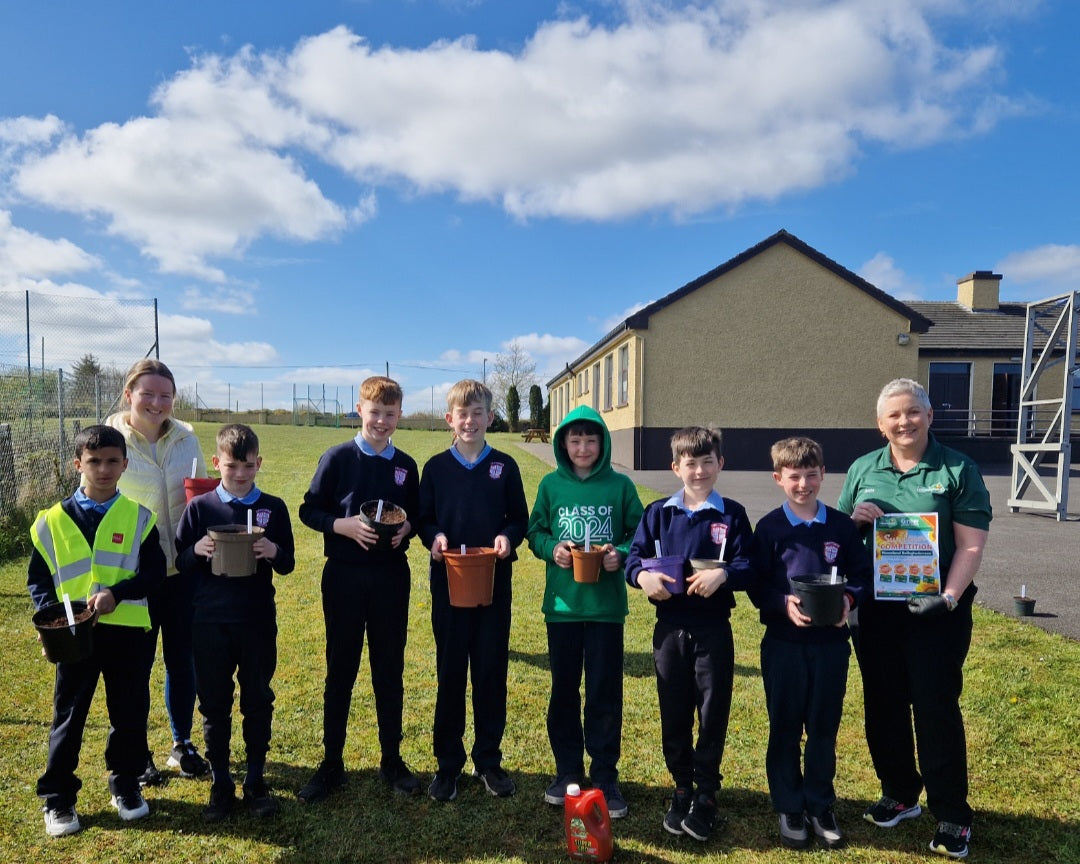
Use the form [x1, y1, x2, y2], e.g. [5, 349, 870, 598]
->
[837, 435, 992, 574]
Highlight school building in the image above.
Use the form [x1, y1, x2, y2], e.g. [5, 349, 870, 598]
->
[545, 229, 1072, 471]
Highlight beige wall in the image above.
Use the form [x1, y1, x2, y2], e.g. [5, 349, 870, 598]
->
[639, 243, 920, 429]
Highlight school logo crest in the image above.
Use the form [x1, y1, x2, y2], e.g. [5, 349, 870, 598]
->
[823, 541, 840, 564]
[394, 467, 408, 486]
[489, 462, 504, 479]
[256, 509, 271, 528]
[710, 523, 728, 545]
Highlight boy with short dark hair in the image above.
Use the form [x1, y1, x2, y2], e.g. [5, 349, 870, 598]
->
[28, 424, 166, 837]
[297, 376, 421, 803]
[748, 436, 871, 850]
[624, 426, 757, 842]
[418, 379, 529, 802]
[527, 405, 643, 817]
[175, 423, 295, 821]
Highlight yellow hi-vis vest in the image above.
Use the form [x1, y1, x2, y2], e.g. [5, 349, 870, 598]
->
[31, 497, 156, 629]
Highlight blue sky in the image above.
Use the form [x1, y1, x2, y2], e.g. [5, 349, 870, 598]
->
[1, 0, 1077, 414]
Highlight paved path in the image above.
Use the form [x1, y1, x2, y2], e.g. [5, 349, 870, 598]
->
[515, 442, 1080, 641]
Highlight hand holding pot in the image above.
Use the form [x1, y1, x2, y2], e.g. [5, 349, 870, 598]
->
[253, 535, 278, 561]
[637, 569, 675, 601]
[785, 594, 812, 627]
[601, 544, 620, 572]
[686, 565, 727, 598]
[552, 541, 573, 569]
[493, 534, 512, 559]
[87, 588, 115, 617]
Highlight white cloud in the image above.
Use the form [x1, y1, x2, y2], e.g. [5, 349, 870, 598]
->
[600, 300, 650, 332]
[997, 244, 1080, 288]
[180, 284, 259, 315]
[1, 2, 1010, 280]
[859, 252, 926, 300]
[0, 210, 100, 280]
[506, 331, 589, 358]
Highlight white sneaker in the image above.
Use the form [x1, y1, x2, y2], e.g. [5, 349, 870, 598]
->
[111, 791, 150, 821]
[44, 805, 81, 837]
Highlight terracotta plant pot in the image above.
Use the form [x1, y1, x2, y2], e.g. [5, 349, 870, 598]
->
[1013, 596, 1036, 616]
[570, 544, 606, 584]
[443, 547, 496, 607]
[33, 600, 96, 664]
[357, 500, 407, 551]
[791, 574, 848, 626]
[208, 524, 265, 577]
[642, 555, 686, 594]
[184, 476, 220, 503]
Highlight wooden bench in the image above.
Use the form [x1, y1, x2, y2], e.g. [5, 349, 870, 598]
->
[522, 428, 550, 443]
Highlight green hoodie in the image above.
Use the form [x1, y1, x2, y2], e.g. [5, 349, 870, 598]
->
[527, 405, 644, 623]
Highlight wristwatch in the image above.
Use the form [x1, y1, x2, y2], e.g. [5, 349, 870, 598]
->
[942, 591, 957, 612]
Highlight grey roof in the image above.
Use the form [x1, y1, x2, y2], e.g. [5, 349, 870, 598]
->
[908, 301, 1029, 354]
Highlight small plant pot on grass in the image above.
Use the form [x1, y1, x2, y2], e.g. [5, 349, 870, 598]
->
[1013, 595, 1036, 616]
[358, 500, 407, 551]
[33, 600, 96, 663]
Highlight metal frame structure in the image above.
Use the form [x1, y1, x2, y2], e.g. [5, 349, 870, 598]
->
[1007, 290, 1078, 520]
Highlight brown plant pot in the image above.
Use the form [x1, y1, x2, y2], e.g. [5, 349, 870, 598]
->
[208, 525, 265, 577]
[357, 500, 407, 551]
[443, 547, 496, 607]
[184, 476, 221, 503]
[791, 574, 849, 626]
[33, 600, 96, 664]
[570, 545, 606, 584]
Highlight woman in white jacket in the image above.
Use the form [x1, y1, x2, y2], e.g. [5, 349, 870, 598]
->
[106, 359, 210, 782]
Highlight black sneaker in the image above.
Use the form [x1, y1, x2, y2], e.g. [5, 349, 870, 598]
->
[138, 755, 166, 787]
[779, 812, 811, 849]
[863, 795, 922, 828]
[428, 771, 459, 802]
[810, 808, 844, 849]
[203, 783, 237, 822]
[243, 780, 281, 818]
[110, 790, 150, 821]
[167, 741, 209, 778]
[597, 781, 628, 819]
[544, 773, 584, 805]
[681, 793, 718, 842]
[378, 756, 421, 796]
[298, 760, 347, 804]
[930, 821, 971, 859]
[663, 787, 692, 835]
[474, 766, 515, 797]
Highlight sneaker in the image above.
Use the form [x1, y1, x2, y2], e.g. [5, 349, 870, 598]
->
[474, 765, 516, 797]
[43, 805, 81, 837]
[930, 821, 972, 859]
[863, 795, 922, 828]
[111, 790, 150, 821]
[428, 771, 459, 802]
[779, 812, 811, 849]
[681, 793, 718, 842]
[598, 781, 628, 819]
[811, 809, 845, 849]
[137, 755, 166, 787]
[298, 760, 347, 804]
[378, 756, 421, 796]
[663, 787, 692, 835]
[544, 773, 584, 805]
[243, 780, 281, 818]
[203, 783, 237, 822]
[167, 741, 209, 778]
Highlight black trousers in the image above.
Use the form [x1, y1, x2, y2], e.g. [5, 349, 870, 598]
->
[853, 598, 974, 825]
[546, 621, 624, 784]
[760, 634, 850, 817]
[319, 557, 411, 762]
[192, 620, 277, 771]
[430, 569, 512, 775]
[653, 619, 733, 795]
[37, 624, 155, 809]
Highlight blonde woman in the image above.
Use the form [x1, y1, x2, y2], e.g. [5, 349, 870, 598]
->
[105, 359, 209, 782]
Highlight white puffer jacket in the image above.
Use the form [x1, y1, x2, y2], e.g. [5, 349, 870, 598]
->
[104, 412, 207, 574]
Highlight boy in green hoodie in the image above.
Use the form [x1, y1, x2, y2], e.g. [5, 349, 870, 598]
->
[527, 406, 643, 818]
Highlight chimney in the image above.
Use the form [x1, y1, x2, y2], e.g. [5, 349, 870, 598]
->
[957, 271, 1001, 311]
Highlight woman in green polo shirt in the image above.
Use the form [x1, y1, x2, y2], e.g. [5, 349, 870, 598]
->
[838, 378, 991, 861]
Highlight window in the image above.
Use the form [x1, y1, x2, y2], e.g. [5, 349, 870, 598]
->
[618, 345, 629, 406]
[603, 355, 613, 410]
[592, 363, 600, 410]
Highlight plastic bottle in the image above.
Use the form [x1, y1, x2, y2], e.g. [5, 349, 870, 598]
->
[564, 783, 613, 861]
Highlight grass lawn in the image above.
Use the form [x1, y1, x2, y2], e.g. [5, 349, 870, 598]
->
[1, 424, 1077, 863]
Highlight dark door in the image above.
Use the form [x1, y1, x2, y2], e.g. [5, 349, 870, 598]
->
[991, 363, 1021, 436]
[928, 362, 971, 435]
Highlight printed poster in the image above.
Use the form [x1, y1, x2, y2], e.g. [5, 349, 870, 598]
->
[872, 513, 941, 600]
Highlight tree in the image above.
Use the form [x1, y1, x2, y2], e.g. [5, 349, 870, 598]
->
[489, 340, 537, 422]
[528, 384, 544, 429]
[72, 354, 102, 381]
[506, 385, 521, 432]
